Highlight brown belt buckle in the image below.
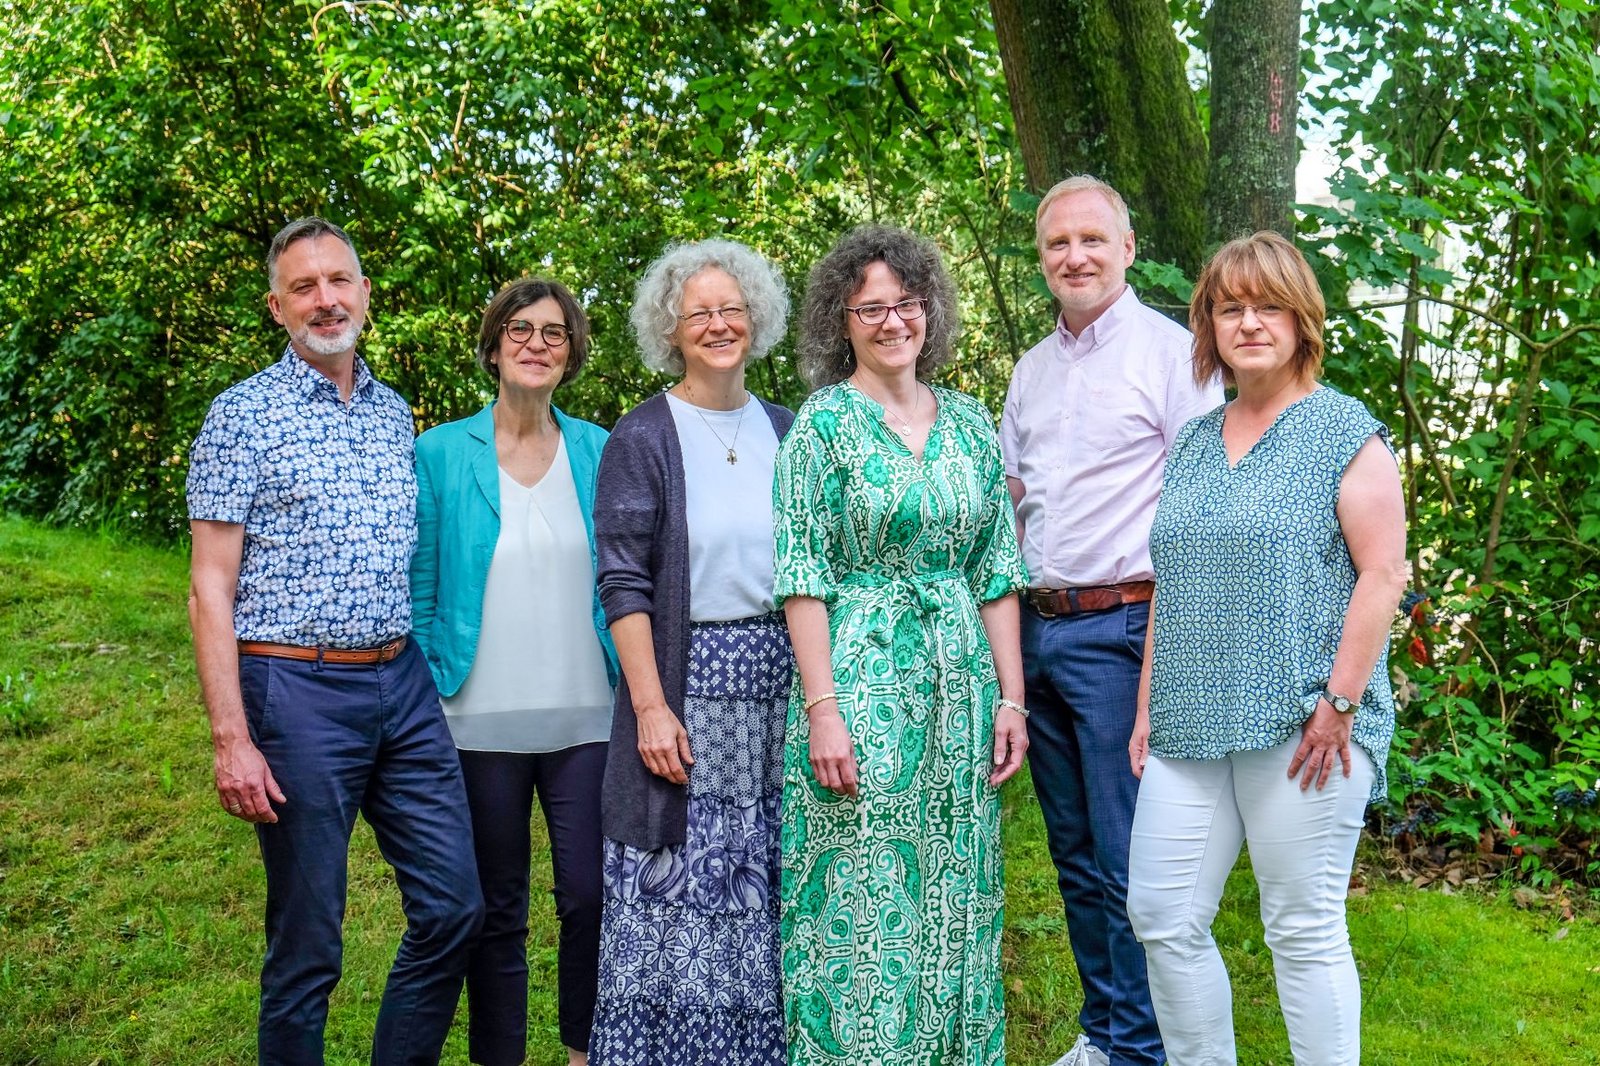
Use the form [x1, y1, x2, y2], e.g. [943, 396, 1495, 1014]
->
[1027, 588, 1069, 618]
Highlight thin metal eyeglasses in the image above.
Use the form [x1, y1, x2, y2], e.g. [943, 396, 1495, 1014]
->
[1215, 302, 1288, 323]
[844, 298, 928, 325]
[502, 320, 572, 346]
[677, 304, 748, 328]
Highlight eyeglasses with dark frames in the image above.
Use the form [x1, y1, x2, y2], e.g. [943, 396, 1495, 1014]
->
[844, 298, 928, 325]
[677, 305, 749, 329]
[502, 319, 572, 346]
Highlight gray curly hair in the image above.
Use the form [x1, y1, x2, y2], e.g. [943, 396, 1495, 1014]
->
[795, 225, 959, 390]
[629, 239, 790, 375]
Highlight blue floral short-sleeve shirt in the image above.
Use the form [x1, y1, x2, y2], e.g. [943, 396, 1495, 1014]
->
[1148, 385, 1396, 801]
[186, 346, 417, 648]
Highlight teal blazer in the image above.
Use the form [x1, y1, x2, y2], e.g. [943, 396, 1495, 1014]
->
[411, 402, 620, 698]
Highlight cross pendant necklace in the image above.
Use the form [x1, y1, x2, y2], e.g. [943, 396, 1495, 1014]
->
[683, 383, 747, 465]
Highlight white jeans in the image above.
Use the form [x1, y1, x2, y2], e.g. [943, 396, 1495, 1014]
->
[1125, 737, 1373, 1066]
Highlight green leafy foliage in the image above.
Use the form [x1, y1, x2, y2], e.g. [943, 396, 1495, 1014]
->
[1302, 0, 1600, 878]
[2, 0, 1596, 883]
[0, 1, 1050, 536]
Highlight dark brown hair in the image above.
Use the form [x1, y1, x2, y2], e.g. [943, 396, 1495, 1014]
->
[796, 225, 959, 389]
[476, 277, 590, 384]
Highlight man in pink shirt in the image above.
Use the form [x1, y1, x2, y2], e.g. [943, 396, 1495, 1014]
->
[1002, 176, 1223, 1066]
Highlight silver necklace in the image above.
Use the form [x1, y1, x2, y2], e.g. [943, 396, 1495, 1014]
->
[682, 384, 747, 465]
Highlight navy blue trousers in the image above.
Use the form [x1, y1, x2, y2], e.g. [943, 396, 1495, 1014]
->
[1022, 601, 1165, 1066]
[457, 743, 606, 1063]
[240, 641, 484, 1066]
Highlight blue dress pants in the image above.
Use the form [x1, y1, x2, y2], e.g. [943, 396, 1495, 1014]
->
[1022, 601, 1164, 1066]
[457, 743, 606, 1063]
[240, 641, 484, 1066]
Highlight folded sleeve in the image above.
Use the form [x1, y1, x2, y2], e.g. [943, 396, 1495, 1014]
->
[772, 408, 844, 607]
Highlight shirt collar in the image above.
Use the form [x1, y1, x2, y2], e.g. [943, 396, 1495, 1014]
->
[1055, 285, 1140, 359]
[278, 343, 374, 400]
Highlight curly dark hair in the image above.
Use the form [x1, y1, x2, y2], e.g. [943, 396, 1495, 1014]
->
[475, 277, 591, 385]
[795, 225, 959, 389]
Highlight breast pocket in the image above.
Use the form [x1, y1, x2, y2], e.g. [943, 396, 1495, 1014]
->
[1081, 385, 1159, 457]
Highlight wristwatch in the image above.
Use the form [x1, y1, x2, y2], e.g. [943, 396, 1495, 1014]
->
[1323, 688, 1356, 714]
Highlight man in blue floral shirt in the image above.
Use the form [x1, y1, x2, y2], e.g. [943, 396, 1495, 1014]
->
[187, 217, 482, 1065]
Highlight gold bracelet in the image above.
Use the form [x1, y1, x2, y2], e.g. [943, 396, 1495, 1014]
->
[998, 697, 1029, 719]
[803, 691, 839, 713]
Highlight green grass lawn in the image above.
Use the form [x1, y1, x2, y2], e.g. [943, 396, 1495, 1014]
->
[1, 514, 1596, 1064]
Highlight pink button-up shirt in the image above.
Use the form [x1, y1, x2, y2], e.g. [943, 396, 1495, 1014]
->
[1001, 286, 1224, 588]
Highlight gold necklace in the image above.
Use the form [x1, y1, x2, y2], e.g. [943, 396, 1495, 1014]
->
[853, 377, 921, 435]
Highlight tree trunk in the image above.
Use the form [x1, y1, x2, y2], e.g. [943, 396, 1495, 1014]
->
[991, 0, 1208, 272]
[1206, 0, 1300, 242]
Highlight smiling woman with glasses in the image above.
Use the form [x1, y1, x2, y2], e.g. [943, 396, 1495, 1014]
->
[588, 238, 795, 1066]
[1126, 231, 1407, 1065]
[409, 276, 618, 1066]
[774, 224, 1028, 1066]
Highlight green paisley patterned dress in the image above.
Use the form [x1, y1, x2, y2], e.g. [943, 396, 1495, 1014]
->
[772, 381, 1028, 1066]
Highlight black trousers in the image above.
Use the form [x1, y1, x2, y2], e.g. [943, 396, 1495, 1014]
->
[457, 743, 607, 1064]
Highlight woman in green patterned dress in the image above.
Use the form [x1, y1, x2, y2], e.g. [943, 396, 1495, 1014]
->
[772, 225, 1030, 1066]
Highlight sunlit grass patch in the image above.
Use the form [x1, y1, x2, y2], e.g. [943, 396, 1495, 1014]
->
[1, 515, 1595, 1064]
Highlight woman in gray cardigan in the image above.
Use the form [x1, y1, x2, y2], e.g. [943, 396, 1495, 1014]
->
[588, 239, 794, 1066]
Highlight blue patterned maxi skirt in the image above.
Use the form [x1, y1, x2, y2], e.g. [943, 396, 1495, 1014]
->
[588, 615, 792, 1066]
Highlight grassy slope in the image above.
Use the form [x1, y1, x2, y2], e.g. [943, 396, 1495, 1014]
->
[0, 515, 1595, 1064]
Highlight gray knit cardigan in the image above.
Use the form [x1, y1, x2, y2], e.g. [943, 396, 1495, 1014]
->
[594, 391, 795, 850]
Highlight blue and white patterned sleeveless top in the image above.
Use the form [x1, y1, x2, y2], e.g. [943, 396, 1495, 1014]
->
[1148, 385, 1395, 801]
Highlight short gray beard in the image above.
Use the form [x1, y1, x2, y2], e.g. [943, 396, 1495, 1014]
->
[291, 319, 362, 358]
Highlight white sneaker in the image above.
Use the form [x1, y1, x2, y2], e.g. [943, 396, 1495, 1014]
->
[1048, 1034, 1110, 1066]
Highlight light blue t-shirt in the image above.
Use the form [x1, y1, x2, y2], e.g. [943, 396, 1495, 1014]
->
[1148, 385, 1396, 802]
[665, 392, 781, 622]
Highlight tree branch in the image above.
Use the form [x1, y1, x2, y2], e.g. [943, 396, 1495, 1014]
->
[1354, 288, 1600, 354]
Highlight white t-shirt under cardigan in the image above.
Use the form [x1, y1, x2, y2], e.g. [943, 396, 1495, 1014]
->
[665, 391, 781, 623]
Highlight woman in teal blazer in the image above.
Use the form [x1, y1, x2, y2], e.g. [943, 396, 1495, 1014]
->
[411, 277, 618, 1066]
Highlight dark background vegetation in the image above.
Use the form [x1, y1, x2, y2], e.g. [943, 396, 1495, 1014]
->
[2, 0, 1597, 883]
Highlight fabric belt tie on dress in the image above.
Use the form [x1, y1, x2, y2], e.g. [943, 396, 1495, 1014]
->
[839, 569, 964, 643]
[1025, 580, 1154, 618]
[236, 637, 407, 664]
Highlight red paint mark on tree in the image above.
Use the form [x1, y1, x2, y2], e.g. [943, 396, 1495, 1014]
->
[1268, 68, 1284, 134]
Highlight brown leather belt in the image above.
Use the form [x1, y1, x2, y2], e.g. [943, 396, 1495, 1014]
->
[1025, 581, 1154, 618]
[237, 637, 407, 664]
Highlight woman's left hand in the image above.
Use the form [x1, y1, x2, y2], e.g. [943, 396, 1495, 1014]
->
[989, 705, 1029, 787]
[1288, 698, 1354, 791]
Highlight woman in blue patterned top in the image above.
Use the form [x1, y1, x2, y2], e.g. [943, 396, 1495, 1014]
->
[1124, 231, 1408, 1066]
